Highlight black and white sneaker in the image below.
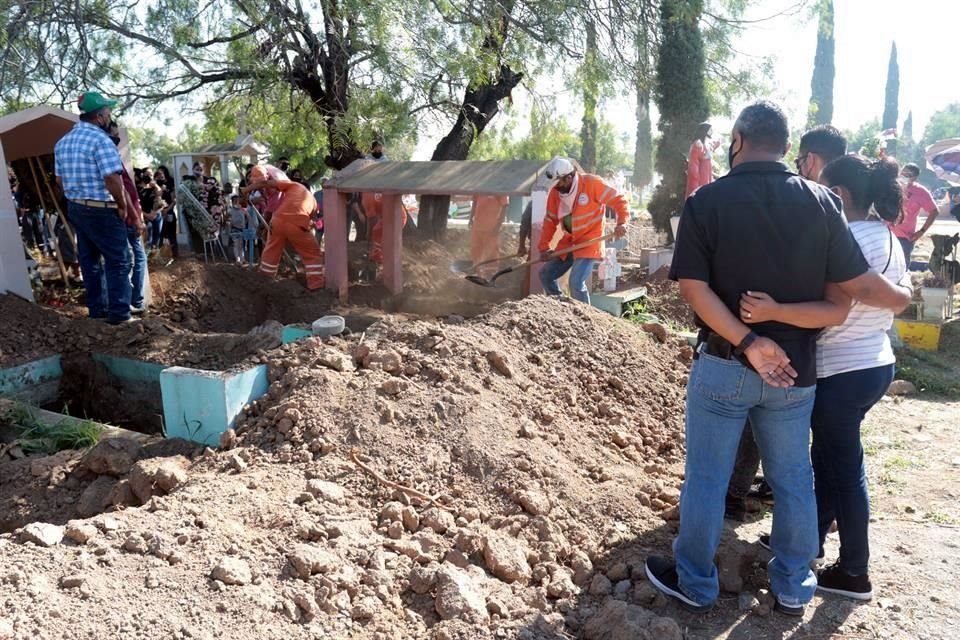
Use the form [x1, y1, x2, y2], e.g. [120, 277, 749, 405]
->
[816, 562, 874, 601]
[758, 534, 825, 567]
[644, 556, 714, 613]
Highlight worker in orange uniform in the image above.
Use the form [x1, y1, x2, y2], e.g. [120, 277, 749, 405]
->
[242, 165, 325, 290]
[364, 192, 407, 264]
[538, 157, 628, 304]
[685, 122, 721, 199]
[470, 195, 509, 276]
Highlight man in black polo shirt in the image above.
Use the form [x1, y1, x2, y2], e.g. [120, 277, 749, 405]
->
[644, 102, 912, 616]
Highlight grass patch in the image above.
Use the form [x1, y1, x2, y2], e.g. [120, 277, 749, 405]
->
[883, 455, 924, 471]
[924, 511, 959, 526]
[893, 347, 960, 399]
[4, 402, 104, 454]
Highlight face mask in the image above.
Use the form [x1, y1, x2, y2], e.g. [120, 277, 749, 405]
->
[109, 135, 120, 146]
[371, 151, 383, 159]
[727, 138, 741, 168]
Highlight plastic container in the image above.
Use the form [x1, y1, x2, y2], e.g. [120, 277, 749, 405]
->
[312, 315, 346, 337]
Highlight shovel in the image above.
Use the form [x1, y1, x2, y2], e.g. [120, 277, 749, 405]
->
[449, 254, 519, 275]
[466, 233, 616, 288]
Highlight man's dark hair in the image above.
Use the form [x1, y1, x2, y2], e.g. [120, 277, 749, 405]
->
[371, 140, 383, 148]
[734, 101, 790, 154]
[78, 107, 108, 123]
[799, 125, 847, 163]
[902, 163, 921, 178]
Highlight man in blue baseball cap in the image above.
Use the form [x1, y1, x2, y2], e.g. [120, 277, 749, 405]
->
[55, 91, 133, 324]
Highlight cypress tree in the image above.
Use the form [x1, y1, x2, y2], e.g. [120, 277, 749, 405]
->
[808, 0, 835, 127]
[648, 0, 708, 237]
[633, 27, 653, 190]
[902, 110, 914, 142]
[882, 42, 900, 155]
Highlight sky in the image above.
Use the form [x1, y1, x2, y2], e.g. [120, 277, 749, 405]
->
[412, 0, 960, 159]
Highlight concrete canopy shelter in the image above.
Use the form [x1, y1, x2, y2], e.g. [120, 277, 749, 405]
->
[323, 160, 553, 300]
[0, 105, 140, 301]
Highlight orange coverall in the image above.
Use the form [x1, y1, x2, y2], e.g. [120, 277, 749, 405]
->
[259, 181, 325, 289]
[471, 195, 508, 271]
[685, 139, 714, 199]
[365, 192, 407, 264]
[538, 174, 629, 260]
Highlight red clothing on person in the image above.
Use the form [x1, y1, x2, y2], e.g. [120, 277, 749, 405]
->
[890, 183, 937, 240]
[471, 195, 508, 269]
[685, 139, 713, 199]
[258, 181, 324, 289]
[120, 169, 142, 227]
[366, 193, 407, 264]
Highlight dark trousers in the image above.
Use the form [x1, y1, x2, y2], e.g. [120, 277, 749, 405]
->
[728, 419, 760, 499]
[159, 213, 179, 257]
[812, 364, 894, 576]
[898, 237, 913, 266]
[69, 201, 131, 322]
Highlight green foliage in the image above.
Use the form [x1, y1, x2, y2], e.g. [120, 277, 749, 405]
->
[5, 402, 104, 455]
[902, 111, 914, 142]
[894, 348, 960, 399]
[127, 127, 187, 168]
[844, 118, 882, 156]
[649, 0, 709, 236]
[808, 0, 835, 127]
[921, 104, 960, 146]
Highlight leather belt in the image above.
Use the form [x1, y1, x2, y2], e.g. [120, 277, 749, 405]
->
[71, 199, 117, 209]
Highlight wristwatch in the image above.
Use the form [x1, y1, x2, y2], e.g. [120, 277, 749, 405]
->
[733, 331, 758, 357]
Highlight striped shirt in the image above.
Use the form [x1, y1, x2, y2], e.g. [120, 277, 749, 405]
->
[54, 122, 123, 202]
[817, 220, 908, 379]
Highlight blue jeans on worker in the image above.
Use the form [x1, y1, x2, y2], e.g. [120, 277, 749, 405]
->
[674, 351, 818, 607]
[811, 364, 893, 576]
[897, 237, 913, 266]
[127, 226, 147, 310]
[539, 256, 597, 303]
[69, 201, 132, 323]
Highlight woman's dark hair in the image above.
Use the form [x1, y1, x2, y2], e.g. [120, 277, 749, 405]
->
[694, 122, 712, 142]
[822, 155, 903, 223]
[155, 165, 172, 182]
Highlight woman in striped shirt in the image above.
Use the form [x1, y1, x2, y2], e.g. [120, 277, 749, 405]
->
[739, 155, 909, 602]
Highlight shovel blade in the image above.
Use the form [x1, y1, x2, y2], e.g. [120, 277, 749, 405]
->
[465, 274, 495, 287]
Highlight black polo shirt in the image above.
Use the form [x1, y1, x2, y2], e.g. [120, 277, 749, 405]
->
[669, 161, 868, 387]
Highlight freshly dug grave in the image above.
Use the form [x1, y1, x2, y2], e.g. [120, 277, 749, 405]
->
[0, 295, 695, 640]
[0, 293, 275, 371]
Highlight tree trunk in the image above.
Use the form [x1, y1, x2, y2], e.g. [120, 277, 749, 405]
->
[579, 21, 598, 173]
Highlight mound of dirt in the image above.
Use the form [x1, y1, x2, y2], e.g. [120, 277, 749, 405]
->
[0, 295, 693, 639]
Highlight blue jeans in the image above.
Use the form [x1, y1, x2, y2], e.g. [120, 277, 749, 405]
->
[812, 364, 893, 576]
[127, 226, 147, 309]
[674, 351, 818, 607]
[539, 256, 597, 303]
[69, 201, 132, 322]
[148, 216, 163, 248]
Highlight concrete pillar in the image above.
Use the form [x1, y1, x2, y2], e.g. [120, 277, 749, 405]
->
[381, 194, 403, 295]
[526, 187, 549, 296]
[324, 186, 349, 302]
[0, 143, 34, 300]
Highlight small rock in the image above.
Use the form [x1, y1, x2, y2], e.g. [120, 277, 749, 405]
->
[81, 438, 142, 476]
[887, 380, 917, 396]
[306, 479, 347, 504]
[434, 566, 489, 622]
[444, 549, 471, 568]
[288, 544, 338, 580]
[486, 351, 513, 378]
[211, 556, 252, 586]
[482, 531, 532, 583]
[77, 476, 117, 518]
[64, 521, 98, 545]
[606, 562, 629, 582]
[219, 428, 237, 449]
[402, 506, 421, 532]
[379, 379, 407, 396]
[753, 603, 771, 617]
[515, 490, 551, 516]
[122, 534, 149, 554]
[739, 592, 760, 611]
[421, 507, 455, 534]
[409, 563, 439, 594]
[640, 323, 668, 343]
[387, 521, 405, 539]
[59, 575, 85, 589]
[19, 523, 64, 547]
[128, 456, 189, 504]
[317, 347, 354, 372]
[613, 579, 632, 595]
[589, 574, 612, 596]
[631, 581, 659, 606]
[380, 501, 405, 523]
[227, 454, 247, 472]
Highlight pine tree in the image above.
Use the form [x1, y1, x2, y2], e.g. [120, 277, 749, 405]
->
[882, 41, 900, 155]
[647, 0, 709, 237]
[807, 0, 835, 127]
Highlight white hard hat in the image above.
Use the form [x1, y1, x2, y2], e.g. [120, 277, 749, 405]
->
[545, 157, 575, 180]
